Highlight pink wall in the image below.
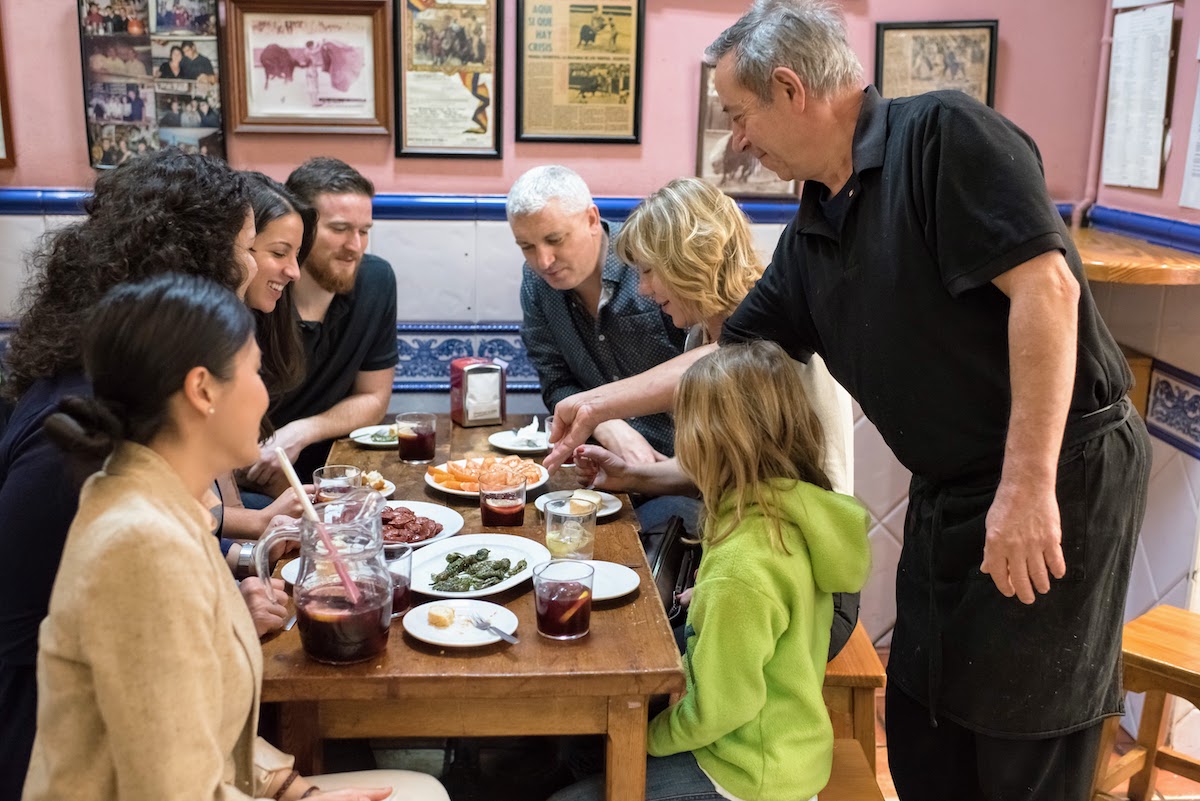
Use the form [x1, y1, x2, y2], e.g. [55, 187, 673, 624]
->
[0, 0, 1103, 200]
[1097, 3, 1200, 223]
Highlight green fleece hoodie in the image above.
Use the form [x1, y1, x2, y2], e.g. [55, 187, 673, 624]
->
[646, 478, 870, 801]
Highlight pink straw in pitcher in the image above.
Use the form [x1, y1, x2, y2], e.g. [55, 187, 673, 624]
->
[274, 447, 362, 606]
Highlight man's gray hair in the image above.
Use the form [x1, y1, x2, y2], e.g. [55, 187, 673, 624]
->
[704, 0, 862, 103]
[506, 165, 594, 220]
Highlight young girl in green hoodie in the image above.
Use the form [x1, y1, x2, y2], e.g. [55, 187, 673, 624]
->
[550, 340, 871, 801]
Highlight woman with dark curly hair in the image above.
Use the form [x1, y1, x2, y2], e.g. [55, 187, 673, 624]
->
[0, 149, 256, 800]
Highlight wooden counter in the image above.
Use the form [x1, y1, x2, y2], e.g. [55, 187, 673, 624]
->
[1074, 228, 1200, 286]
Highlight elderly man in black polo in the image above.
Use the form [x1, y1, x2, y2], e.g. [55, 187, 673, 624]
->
[507, 165, 685, 465]
[543, 2, 1151, 800]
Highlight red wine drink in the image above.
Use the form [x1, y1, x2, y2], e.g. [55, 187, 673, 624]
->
[535, 581, 592, 640]
[391, 575, 412, 617]
[480, 498, 525, 527]
[397, 429, 436, 462]
[296, 583, 391, 664]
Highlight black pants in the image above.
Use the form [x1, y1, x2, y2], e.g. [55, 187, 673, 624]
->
[0, 662, 37, 801]
[886, 684, 1105, 801]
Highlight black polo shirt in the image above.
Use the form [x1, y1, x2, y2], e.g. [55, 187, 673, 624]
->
[271, 254, 398, 473]
[724, 87, 1130, 484]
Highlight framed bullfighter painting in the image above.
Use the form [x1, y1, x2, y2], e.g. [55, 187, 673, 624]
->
[223, 0, 391, 134]
[395, 0, 503, 158]
[515, 0, 643, 143]
[695, 63, 797, 199]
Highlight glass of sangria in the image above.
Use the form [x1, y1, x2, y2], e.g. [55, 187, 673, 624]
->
[396, 412, 437, 463]
[533, 560, 594, 640]
[313, 464, 361, 504]
[544, 497, 597, 559]
[479, 476, 527, 527]
[384, 543, 413, 619]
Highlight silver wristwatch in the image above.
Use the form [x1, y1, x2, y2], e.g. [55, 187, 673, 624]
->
[235, 542, 256, 579]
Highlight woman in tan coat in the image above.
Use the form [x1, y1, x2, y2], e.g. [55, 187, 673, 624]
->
[23, 274, 447, 801]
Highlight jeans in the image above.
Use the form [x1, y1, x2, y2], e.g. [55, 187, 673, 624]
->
[547, 751, 726, 801]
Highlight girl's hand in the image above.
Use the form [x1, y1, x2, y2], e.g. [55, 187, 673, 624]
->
[574, 444, 633, 492]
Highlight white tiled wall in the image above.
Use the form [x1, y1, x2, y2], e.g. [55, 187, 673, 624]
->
[1093, 280, 1200, 748]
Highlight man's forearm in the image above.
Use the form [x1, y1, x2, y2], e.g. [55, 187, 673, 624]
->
[589, 345, 716, 421]
[292, 392, 389, 447]
[1000, 265, 1079, 486]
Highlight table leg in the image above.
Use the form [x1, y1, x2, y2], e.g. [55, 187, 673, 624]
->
[279, 701, 322, 775]
[605, 696, 648, 801]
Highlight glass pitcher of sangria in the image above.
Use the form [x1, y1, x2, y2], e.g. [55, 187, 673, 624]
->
[256, 488, 393, 664]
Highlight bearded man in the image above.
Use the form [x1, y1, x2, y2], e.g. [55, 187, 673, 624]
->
[245, 157, 398, 488]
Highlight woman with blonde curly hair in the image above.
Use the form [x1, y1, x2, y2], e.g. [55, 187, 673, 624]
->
[577, 177, 852, 498]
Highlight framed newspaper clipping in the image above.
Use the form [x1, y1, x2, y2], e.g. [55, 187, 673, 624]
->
[516, 0, 643, 143]
[395, 0, 503, 158]
[223, 0, 391, 134]
[875, 20, 998, 107]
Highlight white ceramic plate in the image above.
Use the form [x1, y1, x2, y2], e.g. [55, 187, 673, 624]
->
[403, 599, 518, 648]
[381, 500, 464, 548]
[281, 501, 466, 584]
[487, 429, 551, 454]
[363, 479, 395, 499]
[349, 425, 398, 449]
[412, 534, 552, 599]
[533, 490, 622, 518]
[424, 459, 549, 498]
[582, 560, 641, 601]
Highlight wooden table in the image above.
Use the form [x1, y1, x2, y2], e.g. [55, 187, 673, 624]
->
[261, 415, 684, 801]
[823, 623, 885, 771]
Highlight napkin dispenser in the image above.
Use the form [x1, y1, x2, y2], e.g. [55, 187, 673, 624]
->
[450, 357, 507, 427]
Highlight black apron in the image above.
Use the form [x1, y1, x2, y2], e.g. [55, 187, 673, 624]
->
[888, 399, 1151, 738]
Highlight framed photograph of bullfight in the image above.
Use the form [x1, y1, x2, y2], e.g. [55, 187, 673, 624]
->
[515, 0, 643, 143]
[395, 0, 503, 158]
[223, 0, 391, 134]
[875, 20, 998, 107]
[695, 64, 797, 199]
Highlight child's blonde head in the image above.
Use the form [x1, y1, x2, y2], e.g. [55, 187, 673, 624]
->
[675, 340, 830, 549]
[615, 177, 762, 329]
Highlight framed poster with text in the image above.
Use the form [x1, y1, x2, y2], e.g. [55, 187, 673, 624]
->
[395, 0, 502, 158]
[516, 0, 643, 143]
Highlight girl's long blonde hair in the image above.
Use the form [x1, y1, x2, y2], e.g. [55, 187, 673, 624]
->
[615, 177, 762, 328]
[675, 340, 831, 550]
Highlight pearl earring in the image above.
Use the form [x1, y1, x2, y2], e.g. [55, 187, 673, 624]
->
[208, 407, 216, 415]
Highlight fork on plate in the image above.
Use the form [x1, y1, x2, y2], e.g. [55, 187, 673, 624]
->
[469, 611, 518, 644]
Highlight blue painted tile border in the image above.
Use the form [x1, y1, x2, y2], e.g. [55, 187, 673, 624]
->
[0, 187, 804, 224]
[1145, 360, 1200, 461]
[1089, 205, 1200, 255]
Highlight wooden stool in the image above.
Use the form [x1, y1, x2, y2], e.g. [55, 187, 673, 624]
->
[1092, 605, 1200, 800]
[820, 740, 884, 801]
[823, 623, 886, 770]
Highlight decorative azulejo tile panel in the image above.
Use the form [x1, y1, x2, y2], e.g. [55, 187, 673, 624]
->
[393, 323, 538, 393]
[1146, 360, 1200, 460]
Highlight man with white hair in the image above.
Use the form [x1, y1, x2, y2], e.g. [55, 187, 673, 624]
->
[507, 165, 685, 464]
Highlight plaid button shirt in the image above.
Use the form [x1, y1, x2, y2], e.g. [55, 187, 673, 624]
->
[519, 220, 686, 455]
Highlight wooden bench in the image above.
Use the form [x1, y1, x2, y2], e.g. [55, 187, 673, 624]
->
[1091, 605, 1200, 800]
[820, 740, 885, 801]
[824, 623, 886, 770]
